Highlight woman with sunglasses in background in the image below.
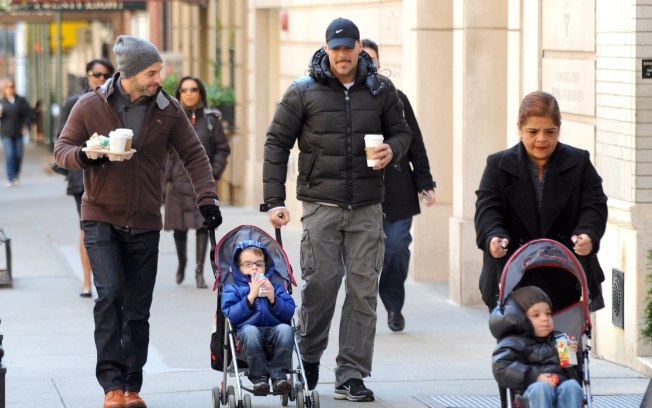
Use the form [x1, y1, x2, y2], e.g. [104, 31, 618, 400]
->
[164, 76, 231, 288]
[55, 58, 115, 298]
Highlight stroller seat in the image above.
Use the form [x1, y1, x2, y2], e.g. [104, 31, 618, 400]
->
[208, 225, 320, 408]
[492, 239, 594, 408]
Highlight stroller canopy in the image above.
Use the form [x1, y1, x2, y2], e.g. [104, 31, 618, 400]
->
[213, 225, 297, 289]
[498, 238, 591, 338]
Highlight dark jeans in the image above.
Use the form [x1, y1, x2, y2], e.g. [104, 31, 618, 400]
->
[1, 136, 23, 183]
[379, 217, 413, 313]
[82, 221, 160, 392]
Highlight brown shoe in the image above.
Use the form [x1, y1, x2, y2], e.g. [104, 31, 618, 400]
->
[103, 390, 126, 408]
[124, 391, 147, 408]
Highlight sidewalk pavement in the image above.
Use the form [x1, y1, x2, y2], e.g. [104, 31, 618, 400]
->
[0, 142, 648, 408]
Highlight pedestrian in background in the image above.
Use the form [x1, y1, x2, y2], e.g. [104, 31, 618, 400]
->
[164, 76, 230, 289]
[361, 38, 436, 333]
[56, 58, 115, 298]
[263, 18, 411, 402]
[475, 90, 607, 313]
[1, 77, 35, 187]
[54, 35, 222, 408]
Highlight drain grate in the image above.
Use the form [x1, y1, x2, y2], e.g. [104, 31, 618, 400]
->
[425, 394, 643, 408]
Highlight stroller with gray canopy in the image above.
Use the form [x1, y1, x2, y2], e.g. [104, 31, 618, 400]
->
[209, 225, 320, 408]
[490, 238, 594, 408]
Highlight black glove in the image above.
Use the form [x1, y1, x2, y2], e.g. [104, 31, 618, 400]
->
[78, 149, 109, 166]
[200, 204, 222, 229]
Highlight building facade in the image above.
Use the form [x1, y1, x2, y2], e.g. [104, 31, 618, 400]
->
[226, 0, 652, 375]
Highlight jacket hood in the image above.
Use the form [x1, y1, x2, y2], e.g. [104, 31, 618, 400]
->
[230, 240, 275, 285]
[98, 72, 170, 111]
[309, 48, 386, 95]
[489, 297, 534, 340]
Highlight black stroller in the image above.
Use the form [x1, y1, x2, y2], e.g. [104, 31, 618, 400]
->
[493, 238, 594, 408]
[209, 225, 320, 408]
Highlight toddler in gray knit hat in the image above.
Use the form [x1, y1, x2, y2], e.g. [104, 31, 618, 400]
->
[113, 35, 162, 78]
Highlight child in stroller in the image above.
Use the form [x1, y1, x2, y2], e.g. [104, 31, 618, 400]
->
[490, 286, 583, 408]
[210, 224, 320, 408]
[221, 239, 296, 395]
[490, 238, 595, 408]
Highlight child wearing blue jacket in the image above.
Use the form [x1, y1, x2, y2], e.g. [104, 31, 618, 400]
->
[221, 240, 296, 395]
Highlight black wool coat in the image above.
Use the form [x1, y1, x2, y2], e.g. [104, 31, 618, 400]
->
[164, 108, 230, 231]
[475, 142, 608, 311]
[382, 90, 436, 222]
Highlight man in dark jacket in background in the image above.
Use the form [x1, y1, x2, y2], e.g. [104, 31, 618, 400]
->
[362, 38, 437, 333]
[263, 18, 411, 402]
[54, 35, 222, 408]
[0, 77, 34, 187]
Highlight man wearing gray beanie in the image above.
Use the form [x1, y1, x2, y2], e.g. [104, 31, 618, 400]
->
[54, 34, 223, 408]
[114, 35, 163, 79]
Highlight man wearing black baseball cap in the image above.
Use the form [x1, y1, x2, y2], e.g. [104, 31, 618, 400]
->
[263, 17, 412, 403]
[325, 17, 360, 48]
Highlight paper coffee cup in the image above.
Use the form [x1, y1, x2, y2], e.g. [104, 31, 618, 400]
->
[86, 138, 101, 150]
[109, 129, 133, 152]
[364, 134, 384, 167]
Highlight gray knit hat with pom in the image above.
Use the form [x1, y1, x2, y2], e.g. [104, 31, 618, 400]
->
[113, 35, 162, 78]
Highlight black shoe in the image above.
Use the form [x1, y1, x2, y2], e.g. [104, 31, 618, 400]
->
[250, 376, 269, 395]
[388, 311, 405, 332]
[272, 378, 291, 394]
[301, 359, 319, 390]
[334, 378, 374, 402]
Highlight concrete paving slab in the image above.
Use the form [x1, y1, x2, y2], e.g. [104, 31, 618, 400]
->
[0, 143, 648, 408]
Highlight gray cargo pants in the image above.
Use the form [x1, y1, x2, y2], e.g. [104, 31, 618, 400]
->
[297, 202, 385, 387]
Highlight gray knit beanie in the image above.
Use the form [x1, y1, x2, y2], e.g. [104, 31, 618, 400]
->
[113, 35, 162, 78]
[509, 286, 552, 313]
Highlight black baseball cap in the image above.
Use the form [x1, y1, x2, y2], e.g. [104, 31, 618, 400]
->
[325, 18, 360, 49]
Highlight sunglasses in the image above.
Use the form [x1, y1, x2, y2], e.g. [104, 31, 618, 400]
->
[89, 72, 110, 79]
[180, 87, 199, 94]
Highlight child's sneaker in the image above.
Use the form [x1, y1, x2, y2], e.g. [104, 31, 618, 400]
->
[334, 378, 374, 402]
[250, 376, 269, 395]
[272, 378, 292, 394]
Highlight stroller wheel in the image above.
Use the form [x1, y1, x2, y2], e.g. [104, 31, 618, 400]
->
[295, 389, 304, 408]
[227, 394, 236, 408]
[309, 390, 320, 408]
[281, 392, 289, 406]
[243, 394, 252, 408]
[227, 385, 235, 398]
[211, 386, 221, 408]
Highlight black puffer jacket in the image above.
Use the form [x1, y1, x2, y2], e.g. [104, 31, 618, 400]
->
[263, 49, 411, 209]
[489, 298, 580, 392]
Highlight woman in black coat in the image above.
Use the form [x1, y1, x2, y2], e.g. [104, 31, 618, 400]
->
[475, 91, 608, 313]
[164, 76, 230, 288]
